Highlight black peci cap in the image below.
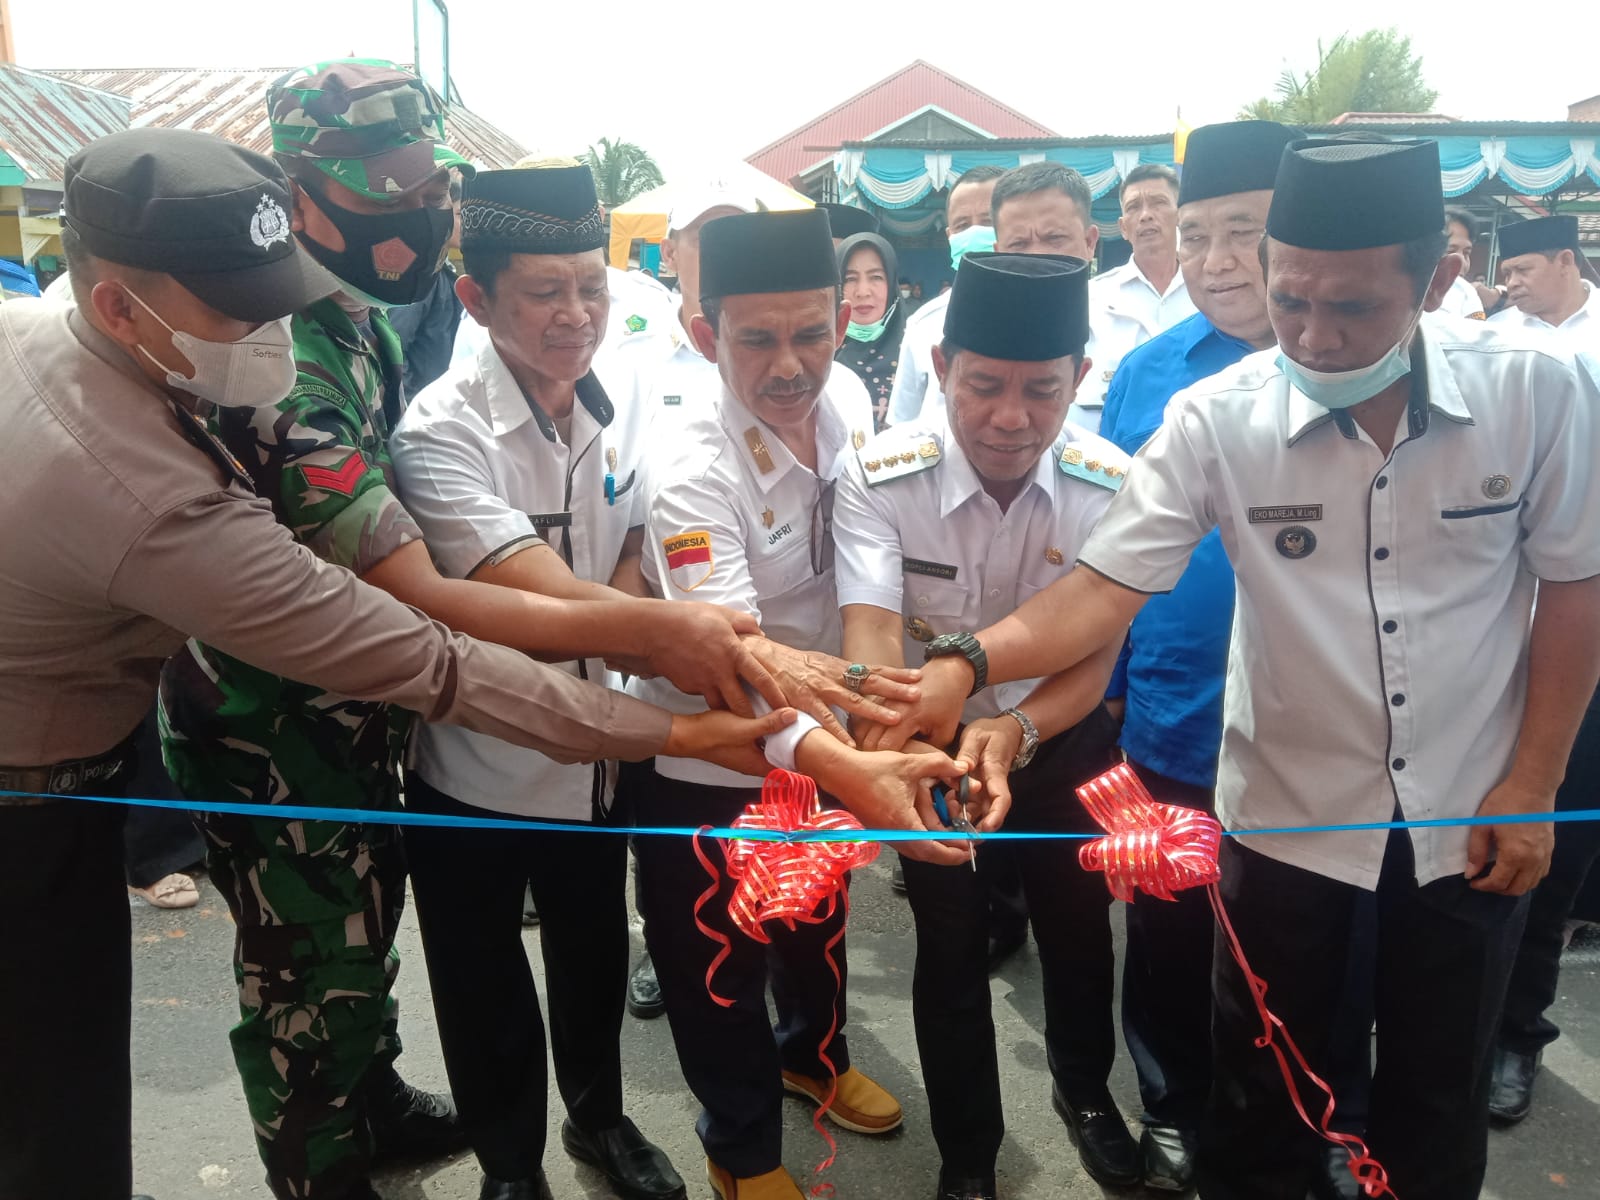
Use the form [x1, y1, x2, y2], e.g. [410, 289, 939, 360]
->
[461, 165, 606, 255]
[1499, 214, 1579, 260]
[1179, 120, 1301, 206]
[943, 252, 1091, 361]
[819, 201, 880, 239]
[699, 208, 839, 301]
[1267, 137, 1444, 252]
[63, 127, 330, 323]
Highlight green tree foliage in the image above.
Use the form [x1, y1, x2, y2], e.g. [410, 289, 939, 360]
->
[580, 137, 666, 208]
[1239, 28, 1440, 123]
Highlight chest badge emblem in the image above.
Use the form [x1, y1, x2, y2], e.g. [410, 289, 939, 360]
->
[761, 508, 775, 529]
[1482, 474, 1512, 501]
[625, 314, 647, 334]
[1275, 526, 1317, 560]
[906, 616, 935, 642]
[1045, 547, 1064, 566]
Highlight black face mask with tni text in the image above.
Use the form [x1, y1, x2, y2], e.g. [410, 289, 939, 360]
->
[299, 191, 453, 307]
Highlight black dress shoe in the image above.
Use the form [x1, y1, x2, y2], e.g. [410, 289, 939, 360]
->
[1140, 1124, 1197, 1192]
[1489, 1045, 1541, 1125]
[366, 1064, 469, 1162]
[934, 1167, 997, 1199]
[1052, 1086, 1139, 1187]
[562, 1115, 686, 1200]
[628, 953, 665, 1019]
[480, 1174, 553, 1200]
[987, 929, 1027, 974]
[1309, 1144, 1361, 1200]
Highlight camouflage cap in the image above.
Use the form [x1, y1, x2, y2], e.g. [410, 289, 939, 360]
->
[267, 58, 473, 200]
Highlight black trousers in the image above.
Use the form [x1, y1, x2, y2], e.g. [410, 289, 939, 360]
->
[1120, 762, 1219, 1130]
[900, 707, 1119, 1176]
[0, 797, 132, 1200]
[123, 707, 203, 888]
[1500, 694, 1600, 1054]
[1197, 833, 1526, 1200]
[403, 774, 629, 1180]
[625, 763, 850, 1179]
[1120, 762, 1376, 1133]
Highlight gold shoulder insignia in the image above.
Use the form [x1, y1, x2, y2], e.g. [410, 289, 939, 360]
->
[860, 432, 941, 487]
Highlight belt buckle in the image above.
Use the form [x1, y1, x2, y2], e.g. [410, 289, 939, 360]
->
[48, 762, 84, 795]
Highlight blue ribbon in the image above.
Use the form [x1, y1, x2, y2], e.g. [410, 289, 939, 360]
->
[6, 789, 1600, 845]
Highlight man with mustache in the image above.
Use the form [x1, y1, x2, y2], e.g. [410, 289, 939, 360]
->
[625, 208, 970, 1200]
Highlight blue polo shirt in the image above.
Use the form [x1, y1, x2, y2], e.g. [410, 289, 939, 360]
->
[1098, 312, 1257, 788]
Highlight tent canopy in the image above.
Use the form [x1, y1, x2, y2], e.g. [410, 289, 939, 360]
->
[608, 162, 812, 268]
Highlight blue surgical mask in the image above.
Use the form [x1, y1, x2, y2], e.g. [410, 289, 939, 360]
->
[845, 302, 896, 343]
[1277, 310, 1423, 411]
[948, 223, 997, 270]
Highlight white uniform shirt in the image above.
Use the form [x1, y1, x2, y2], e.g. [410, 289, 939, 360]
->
[885, 291, 950, 427]
[1488, 281, 1600, 351]
[634, 376, 872, 787]
[835, 422, 1127, 723]
[1078, 325, 1600, 889]
[391, 338, 654, 819]
[1075, 259, 1197, 431]
[1437, 275, 1486, 320]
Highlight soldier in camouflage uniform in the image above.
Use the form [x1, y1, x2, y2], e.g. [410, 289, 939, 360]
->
[159, 60, 473, 1200]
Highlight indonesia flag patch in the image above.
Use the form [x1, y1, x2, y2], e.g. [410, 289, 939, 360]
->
[663, 530, 714, 592]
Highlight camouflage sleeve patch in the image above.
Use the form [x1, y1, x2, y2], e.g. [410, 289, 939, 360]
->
[217, 372, 421, 575]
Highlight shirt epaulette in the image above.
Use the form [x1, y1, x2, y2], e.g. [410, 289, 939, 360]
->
[1058, 440, 1128, 491]
[859, 429, 942, 487]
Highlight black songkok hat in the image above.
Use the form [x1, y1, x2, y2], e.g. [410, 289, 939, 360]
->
[1179, 120, 1301, 206]
[1267, 137, 1443, 251]
[700, 208, 839, 301]
[943, 252, 1091, 361]
[461, 165, 605, 254]
[1498, 215, 1580, 260]
[819, 201, 880, 239]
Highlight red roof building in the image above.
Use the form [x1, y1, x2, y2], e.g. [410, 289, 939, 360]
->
[746, 59, 1056, 187]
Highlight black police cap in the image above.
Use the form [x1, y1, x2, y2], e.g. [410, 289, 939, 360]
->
[63, 128, 329, 323]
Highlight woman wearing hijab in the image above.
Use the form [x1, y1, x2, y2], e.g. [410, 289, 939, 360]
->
[835, 232, 908, 432]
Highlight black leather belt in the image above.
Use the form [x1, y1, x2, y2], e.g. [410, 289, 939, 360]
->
[0, 744, 135, 806]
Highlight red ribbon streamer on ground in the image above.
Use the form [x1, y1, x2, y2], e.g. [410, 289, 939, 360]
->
[693, 769, 880, 1198]
[1076, 763, 1398, 1200]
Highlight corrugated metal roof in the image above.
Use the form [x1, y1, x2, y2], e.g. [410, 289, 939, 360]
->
[1328, 112, 1461, 125]
[45, 67, 527, 169]
[747, 59, 1056, 186]
[0, 65, 130, 184]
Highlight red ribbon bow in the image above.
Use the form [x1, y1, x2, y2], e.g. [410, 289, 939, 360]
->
[1076, 764, 1397, 1200]
[693, 770, 879, 1198]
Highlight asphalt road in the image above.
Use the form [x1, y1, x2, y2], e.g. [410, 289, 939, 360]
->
[129, 858, 1600, 1200]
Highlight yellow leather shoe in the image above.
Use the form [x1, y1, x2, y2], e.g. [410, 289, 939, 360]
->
[781, 1066, 904, 1134]
[706, 1161, 804, 1199]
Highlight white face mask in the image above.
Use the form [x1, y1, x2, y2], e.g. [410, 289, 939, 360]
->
[126, 288, 297, 409]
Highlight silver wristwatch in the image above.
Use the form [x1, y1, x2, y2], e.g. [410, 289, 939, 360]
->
[1001, 707, 1040, 770]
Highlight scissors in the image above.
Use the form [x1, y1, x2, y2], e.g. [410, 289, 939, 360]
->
[930, 775, 980, 871]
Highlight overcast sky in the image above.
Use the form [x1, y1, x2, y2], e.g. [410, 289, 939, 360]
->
[12, 0, 1593, 181]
